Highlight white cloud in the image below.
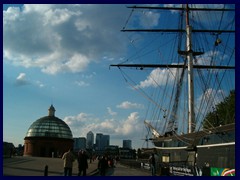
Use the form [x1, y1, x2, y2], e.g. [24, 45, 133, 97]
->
[65, 53, 90, 73]
[24, 4, 53, 13]
[107, 107, 117, 116]
[75, 80, 89, 87]
[115, 112, 142, 136]
[64, 113, 98, 128]
[81, 72, 96, 79]
[16, 73, 26, 81]
[15, 72, 46, 88]
[117, 101, 144, 109]
[16, 73, 29, 86]
[44, 7, 78, 26]
[136, 68, 177, 89]
[195, 50, 228, 66]
[40, 52, 90, 75]
[139, 10, 160, 28]
[164, 4, 182, 13]
[3, 4, 129, 75]
[197, 88, 225, 108]
[64, 111, 143, 139]
[195, 88, 226, 125]
[35, 80, 45, 88]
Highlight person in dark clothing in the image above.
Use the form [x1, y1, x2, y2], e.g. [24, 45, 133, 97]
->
[77, 150, 88, 176]
[149, 153, 156, 176]
[98, 155, 108, 176]
[115, 156, 120, 165]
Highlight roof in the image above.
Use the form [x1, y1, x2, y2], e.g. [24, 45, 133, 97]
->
[25, 115, 73, 139]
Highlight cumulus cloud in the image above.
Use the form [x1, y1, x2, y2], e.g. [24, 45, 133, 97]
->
[117, 101, 144, 109]
[135, 49, 231, 89]
[136, 68, 178, 89]
[64, 111, 143, 139]
[3, 4, 130, 75]
[115, 112, 141, 135]
[64, 113, 99, 136]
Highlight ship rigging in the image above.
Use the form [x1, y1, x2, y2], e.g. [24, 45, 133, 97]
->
[110, 4, 235, 175]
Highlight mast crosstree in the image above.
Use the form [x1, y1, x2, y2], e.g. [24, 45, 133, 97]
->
[110, 4, 235, 136]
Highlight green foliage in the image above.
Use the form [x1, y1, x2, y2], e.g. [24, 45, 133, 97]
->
[203, 90, 235, 129]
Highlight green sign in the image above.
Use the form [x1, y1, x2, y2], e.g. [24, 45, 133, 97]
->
[210, 168, 235, 176]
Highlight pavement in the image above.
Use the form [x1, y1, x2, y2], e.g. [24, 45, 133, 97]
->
[3, 156, 151, 176]
[94, 162, 151, 176]
[3, 156, 98, 176]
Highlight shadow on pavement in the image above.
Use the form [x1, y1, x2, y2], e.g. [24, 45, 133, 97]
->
[93, 167, 115, 176]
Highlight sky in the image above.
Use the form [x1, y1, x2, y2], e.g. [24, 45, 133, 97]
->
[3, 4, 235, 149]
[3, 4, 157, 149]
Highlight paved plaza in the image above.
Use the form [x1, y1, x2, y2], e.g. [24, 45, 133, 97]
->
[3, 156, 98, 176]
[3, 156, 151, 176]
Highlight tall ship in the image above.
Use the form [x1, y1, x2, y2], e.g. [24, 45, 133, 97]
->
[111, 4, 235, 176]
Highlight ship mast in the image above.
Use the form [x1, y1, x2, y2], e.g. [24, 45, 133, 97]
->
[110, 4, 235, 136]
[185, 4, 195, 133]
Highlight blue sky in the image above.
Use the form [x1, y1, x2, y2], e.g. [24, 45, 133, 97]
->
[3, 4, 235, 149]
[3, 4, 154, 149]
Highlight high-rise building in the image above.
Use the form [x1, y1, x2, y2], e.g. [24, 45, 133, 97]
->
[123, 140, 132, 149]
[96, 133, 103, 150]
[102, 135, 110, 149]
[96, 133, 110, 150]
[73, 137, 86, 151]
[86, 131, 94, 149]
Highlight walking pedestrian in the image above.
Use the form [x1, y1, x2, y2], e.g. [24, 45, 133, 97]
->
[62, 148, 75, 176]
[149, 153, 156, 176]
[115, 156, 120, 165]
[98, 155, 108, 176]
[77, 150, 88, 176]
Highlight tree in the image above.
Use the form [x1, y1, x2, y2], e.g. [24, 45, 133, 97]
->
[203, 90, 235, 129]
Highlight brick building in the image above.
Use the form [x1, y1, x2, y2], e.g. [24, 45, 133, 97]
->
[23, 105, 73, 157]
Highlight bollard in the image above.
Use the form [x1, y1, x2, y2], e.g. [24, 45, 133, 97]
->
[44, 165, 48, 176]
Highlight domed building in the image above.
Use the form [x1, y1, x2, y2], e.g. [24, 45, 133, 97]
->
[24, 105, 73, 157]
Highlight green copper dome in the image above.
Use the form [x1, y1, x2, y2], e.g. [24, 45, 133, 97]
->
[25, 105, 73, 139]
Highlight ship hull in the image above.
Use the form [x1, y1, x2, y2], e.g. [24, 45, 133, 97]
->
[152, 124, 235, 175]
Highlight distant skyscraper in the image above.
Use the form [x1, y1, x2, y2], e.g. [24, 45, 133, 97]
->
[86, 131, 94, 149]
[96, 133, 103, 150]
[123, 140, 132, 149]
[96, 133, 110, 150]
[73, 137, 86, 151]
[102, 135, 110, 149]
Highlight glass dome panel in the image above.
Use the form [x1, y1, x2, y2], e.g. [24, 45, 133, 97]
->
[26, 116, 73, 139]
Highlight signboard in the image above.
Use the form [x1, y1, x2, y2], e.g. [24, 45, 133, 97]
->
[210, 168, 235, 176]
[168, 166, 235, 176]
[169, 166, 202, 176]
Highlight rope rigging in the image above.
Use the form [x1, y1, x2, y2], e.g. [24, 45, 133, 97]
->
[192, 7, 235, 132]
[110, 4, 235, 147]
